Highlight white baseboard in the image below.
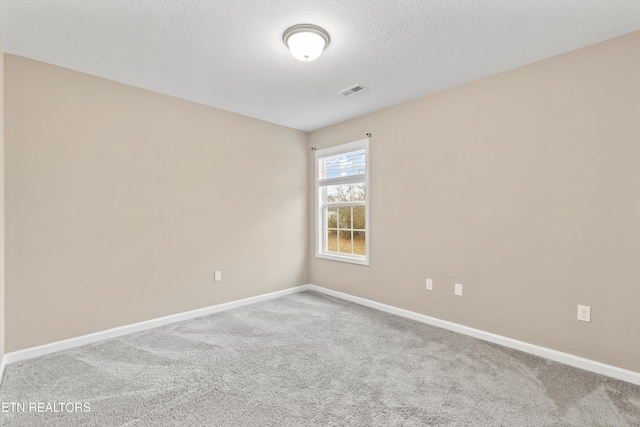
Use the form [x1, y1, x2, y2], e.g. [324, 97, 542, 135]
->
[3, 285, 311, 368]
[3, 283, 639, 388]
[0, 354, 6, 384]
[307, 285, 640, 387]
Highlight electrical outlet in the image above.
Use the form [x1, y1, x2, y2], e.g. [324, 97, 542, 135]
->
[214, 271, 222, 282]
[455, 283, 463, 296]
[577, 305, 591, 322]
[426, 278, 433, 291]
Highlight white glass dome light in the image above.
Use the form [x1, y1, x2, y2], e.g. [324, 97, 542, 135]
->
[283, 24, 330, 62]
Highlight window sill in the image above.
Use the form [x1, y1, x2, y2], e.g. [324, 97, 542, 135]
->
[316, 252, 369, 266]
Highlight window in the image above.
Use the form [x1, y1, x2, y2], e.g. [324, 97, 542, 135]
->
[315, 139, 369, 265]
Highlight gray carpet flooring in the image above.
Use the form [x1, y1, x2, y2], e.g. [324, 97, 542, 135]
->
[1, 291, 639, 426]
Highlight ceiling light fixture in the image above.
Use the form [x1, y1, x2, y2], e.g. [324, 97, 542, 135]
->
[283, 24, 330, 62]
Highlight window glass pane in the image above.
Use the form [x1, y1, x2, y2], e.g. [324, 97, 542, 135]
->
[327, 185, 349, 202]
[352, 183, 366, 201]
[338, 230, 353, 254]
[326, 184, 365, 203]
[338, 206, 352, 229]
[318, 149, 365, 180]
[327, 207, 337, 228]
[326, 185, 344, 202]
[327, 230, 338, 253]
[353, 231, 366, 256]
[353, 205, 365, 230]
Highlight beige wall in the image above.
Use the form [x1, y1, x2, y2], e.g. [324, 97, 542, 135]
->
[309, 31, 640, 372]
[1, 43, 5, 362]
[4, 55, 308, 352]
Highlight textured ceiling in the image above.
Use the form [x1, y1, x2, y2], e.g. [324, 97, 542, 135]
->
[0, 1, 639, 132]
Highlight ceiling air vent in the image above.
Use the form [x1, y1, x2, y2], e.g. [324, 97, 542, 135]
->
[338, 84, 367, 97]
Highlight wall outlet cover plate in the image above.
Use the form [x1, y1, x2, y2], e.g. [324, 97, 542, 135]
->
[455, 283, 463, 296]
[577, 305, 591, 322]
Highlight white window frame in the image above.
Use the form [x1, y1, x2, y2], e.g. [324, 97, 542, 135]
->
[315, 138, 370, 266]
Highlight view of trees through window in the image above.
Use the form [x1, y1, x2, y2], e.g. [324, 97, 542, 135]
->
[325, 183, 366, 256]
